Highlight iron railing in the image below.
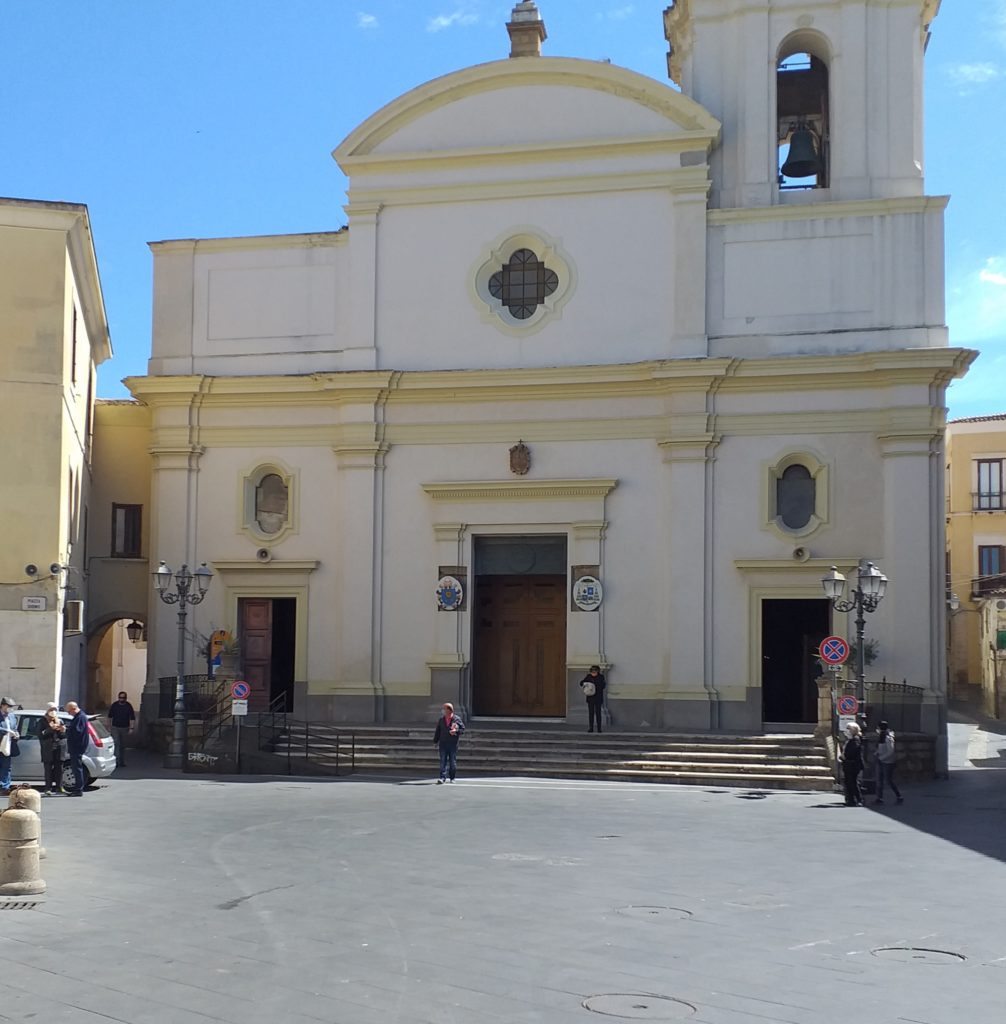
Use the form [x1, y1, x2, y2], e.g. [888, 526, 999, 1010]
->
[973, 573, 1006, 598]
[157, 675, 219, 719]
[256, 704, 355, 777]
[972, 491, 1005, 512]
[862, 678, 925, 734]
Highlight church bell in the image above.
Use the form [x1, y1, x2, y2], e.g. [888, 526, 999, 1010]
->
[781, 126, 820, 179]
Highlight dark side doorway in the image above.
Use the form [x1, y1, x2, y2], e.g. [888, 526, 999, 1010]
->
[761, 598, 830, 725]
[238, 597, 297, 711]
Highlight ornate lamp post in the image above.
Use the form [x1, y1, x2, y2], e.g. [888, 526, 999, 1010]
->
[821, 561, 887, 708]
[153, 561, 213, 768]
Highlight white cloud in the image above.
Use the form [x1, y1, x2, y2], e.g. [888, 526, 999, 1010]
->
[427, 8, 479, 32]
[947, 257, 1006, 346]
[946, 62, 1002, 88]
[596, 4, 635, 20]
[979, 257, 1006, 288]
[357, 12, 379, 30]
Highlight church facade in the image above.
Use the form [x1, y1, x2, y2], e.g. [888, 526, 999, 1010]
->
[124, 1, 971, 758]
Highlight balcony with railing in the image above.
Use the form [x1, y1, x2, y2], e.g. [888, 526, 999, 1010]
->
[973, 573, 1006, 598]
[973, 491, 1005, 512]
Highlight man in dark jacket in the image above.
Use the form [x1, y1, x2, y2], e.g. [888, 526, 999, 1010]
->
[107, 692, 136, 767]
[433, 702, 465, 783]
[64, 701, 89, 796]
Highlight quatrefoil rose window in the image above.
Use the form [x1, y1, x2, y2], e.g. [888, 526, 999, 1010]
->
[488, 249, 559, 320]
[473, 231, 574, 333]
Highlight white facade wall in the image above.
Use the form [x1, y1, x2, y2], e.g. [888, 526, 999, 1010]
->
[131, 1, 969, 753]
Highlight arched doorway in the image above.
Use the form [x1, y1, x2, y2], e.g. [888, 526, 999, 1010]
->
[87, 617, 147, 715]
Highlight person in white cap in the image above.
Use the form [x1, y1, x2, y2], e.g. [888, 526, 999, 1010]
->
[839, 721, 864, 807]
[39, 706, 67, 795]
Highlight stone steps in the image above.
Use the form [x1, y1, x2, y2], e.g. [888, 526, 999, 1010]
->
[259, 722, 835, 791]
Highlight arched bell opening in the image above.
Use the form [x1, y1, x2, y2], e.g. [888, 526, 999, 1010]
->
[777, 41, 830, 190]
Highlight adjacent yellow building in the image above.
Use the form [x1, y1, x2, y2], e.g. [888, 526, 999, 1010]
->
[946, 414, 1006, 715]
[0, 198, 111, 708]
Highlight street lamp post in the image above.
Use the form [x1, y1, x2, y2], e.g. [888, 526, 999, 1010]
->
[821, 561, 888, 709]
[153, 561, 213, 768]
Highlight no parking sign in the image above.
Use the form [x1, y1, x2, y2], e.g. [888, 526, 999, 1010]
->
[820, 636, 850, 666]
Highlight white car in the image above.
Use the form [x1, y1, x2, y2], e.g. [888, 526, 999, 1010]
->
[9, 710, 117, 790]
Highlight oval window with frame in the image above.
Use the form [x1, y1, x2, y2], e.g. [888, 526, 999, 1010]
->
[776, 464, 815, 530]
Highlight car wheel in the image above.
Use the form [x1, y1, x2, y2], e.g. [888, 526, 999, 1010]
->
[60, 762, 76, 794]
[83, 771, 96, 790]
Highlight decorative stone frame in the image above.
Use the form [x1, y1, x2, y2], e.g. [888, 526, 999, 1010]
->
[763, 450, 829, 540]
[238, 460, 298, 546]
[471, 228, 575, 336]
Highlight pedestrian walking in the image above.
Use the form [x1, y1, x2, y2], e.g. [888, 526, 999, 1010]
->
[579, 665, 606, 734]
[433, 702, 465, 783]
[39, 707, 67, 796]
[840, 721, 864, 806]
[64, 701, 89, 796]
[874, 720, 904, 805]
[107, 691, 136, 767]
[0, 696, 20, 796]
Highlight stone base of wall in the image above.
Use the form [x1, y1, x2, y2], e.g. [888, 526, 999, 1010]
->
[862, 733, 937, 781]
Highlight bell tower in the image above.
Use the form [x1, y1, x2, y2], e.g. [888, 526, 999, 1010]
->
[664, 0, 942, 209]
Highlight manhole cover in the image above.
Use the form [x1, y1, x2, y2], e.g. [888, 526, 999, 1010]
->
[871, 947, 966, 965]
[724, 894, 787, 910]
[616, 906, 692, 921]
[583, 994, 696, 1019]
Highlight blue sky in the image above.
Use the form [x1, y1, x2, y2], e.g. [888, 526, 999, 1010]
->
[3, 1, 1003, 416]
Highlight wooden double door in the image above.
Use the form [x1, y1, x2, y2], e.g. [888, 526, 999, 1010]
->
[473, 575, 566, 717]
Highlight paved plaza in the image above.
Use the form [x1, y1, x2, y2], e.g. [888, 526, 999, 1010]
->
[2, 714, 1005, 1024]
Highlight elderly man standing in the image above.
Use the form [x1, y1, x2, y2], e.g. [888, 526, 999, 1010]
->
[64, 701, 89, 797]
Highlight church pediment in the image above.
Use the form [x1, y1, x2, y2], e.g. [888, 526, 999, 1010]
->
[333, 57, 720, 173]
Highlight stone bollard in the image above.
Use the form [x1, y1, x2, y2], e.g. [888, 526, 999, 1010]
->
[8, 788, 45, 859]
[0, 808, 46, 896]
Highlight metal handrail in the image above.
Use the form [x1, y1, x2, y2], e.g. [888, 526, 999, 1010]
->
[257, 695, 291, 774]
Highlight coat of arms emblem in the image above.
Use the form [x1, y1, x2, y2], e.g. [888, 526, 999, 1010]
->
[509, 440, 531, 476]
[436, 576, 464, 611]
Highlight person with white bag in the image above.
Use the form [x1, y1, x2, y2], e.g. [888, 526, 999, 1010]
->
[579, 666, 606, 734]
[0, 695, 20, 795]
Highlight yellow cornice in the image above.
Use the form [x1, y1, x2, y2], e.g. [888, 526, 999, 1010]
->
[734, 558, 860, 574]
[346, 167, 711, 209]
[340, 130, 716, 176]
[334, 57, 720, 162]
[422, 479, 618, 502]
[719, 348, 975, 392]
[123, 348, 975, 423]
[212, 559, 319, 573]
[148, 231, 348, 255]
[709, 195, 949, 226]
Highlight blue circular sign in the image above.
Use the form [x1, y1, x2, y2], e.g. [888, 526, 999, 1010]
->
[231, 680, 251, 700]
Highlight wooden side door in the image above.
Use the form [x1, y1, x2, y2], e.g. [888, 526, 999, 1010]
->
[239, 598, 272, 711]
[474, 575, 566, 716]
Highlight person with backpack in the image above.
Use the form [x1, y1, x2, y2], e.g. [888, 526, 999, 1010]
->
[874, 720, 904, 805]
